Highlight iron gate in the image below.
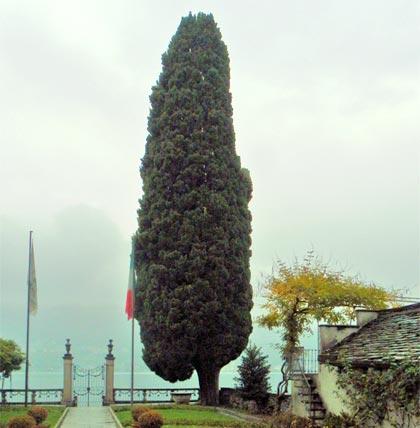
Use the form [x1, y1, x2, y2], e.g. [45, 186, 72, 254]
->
[73, 365, 104, 406]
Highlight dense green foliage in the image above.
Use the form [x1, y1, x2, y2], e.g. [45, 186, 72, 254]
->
[0, 339, 24, 387]
[235, 344, 271, 407]
[135, 12, 252, 404]
[335, 359, 420, 428]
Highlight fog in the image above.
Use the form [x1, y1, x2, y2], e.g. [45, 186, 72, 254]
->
[1, 0, 419, 377]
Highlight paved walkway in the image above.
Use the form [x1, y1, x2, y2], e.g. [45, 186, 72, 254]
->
[60, 407, 118, 427]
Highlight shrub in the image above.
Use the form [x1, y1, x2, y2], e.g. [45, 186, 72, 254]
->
[269, 412, 314, 428]
[131, 406, 152, 422]
[323, 413, 358, 428]
[245, 400, 259, 414]
[235, 344, 271, 408]
[137, 410, 163, 428]
[27, 406, 48, 424]
[229, 393, 244, 409]
[6, 416, 36, 428]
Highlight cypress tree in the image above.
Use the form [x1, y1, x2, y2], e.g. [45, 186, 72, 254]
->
[135, 12, 253, 405]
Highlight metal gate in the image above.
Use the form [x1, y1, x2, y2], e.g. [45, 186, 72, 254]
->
[73, 365, 104, 406]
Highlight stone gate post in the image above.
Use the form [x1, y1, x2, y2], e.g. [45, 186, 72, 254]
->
[62, 338, 74, 406]
[104, 339, 115, 405]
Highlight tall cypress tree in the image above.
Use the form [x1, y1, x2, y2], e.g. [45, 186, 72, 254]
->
[135, 12, 253, 405]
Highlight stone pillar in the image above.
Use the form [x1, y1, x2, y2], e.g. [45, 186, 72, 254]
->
[62, 338, 74, 406]
[104, 339, 115, 405]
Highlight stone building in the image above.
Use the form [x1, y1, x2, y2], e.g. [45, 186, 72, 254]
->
[291, 303, 420, 427]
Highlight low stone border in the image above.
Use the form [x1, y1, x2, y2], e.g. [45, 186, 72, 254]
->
[109, 406, 124, 428]
[55, 407, 69, 428]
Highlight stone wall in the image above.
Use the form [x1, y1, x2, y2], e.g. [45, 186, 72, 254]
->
[314, 363, 420, 428]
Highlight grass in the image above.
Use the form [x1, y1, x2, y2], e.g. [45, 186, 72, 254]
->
[0, 405, 65, 427]
[112, 404, 256, 427]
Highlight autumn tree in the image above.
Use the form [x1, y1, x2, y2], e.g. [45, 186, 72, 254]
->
[258, 251, 396, 355]
[135, 13, 253, 405]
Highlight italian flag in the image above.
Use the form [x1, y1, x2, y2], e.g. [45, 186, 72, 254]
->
[125, 241, 136, 320]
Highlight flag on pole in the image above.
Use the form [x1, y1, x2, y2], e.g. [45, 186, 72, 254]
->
[28, 234, 37, 315]
[126, 238, 137, 405]
[25, 230, 37, 406]
[125, 241, 136, 320]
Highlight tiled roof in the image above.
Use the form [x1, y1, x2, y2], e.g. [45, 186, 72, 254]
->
[320, 303, 420, 368]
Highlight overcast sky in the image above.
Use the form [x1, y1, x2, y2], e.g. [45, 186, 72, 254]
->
[1, 0, 419, 371]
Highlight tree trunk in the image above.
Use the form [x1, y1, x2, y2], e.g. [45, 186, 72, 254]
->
[196, 364, 220, 406]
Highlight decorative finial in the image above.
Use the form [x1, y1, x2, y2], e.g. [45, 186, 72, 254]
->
[107, 339, 114, 358]
[65, 338, 71, 356]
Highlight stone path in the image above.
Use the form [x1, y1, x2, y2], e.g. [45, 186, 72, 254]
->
[217, 407, 267, 424]
[60, 407, 118, 427]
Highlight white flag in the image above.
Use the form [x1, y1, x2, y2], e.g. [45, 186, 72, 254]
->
[28, 236, 37, 315]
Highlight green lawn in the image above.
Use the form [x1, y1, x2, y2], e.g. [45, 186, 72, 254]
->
[112, 405, 256, 427]
[0, 405, 65, 427]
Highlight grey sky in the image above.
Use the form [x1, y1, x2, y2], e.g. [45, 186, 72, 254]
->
[0, 0, 419, 372]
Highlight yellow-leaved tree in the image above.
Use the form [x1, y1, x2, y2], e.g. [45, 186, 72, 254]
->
[258, 251, 397, 355]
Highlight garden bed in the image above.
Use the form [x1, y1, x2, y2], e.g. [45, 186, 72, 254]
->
[0, 405, 65, 428]
[111, 404, 263, 427]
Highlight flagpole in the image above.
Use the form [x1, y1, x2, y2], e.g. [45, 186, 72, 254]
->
[24, 231, 32, 407]
[130, 309, 134, 406]
[127, 237, 136, 407]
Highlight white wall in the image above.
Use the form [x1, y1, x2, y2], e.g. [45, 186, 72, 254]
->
[355, 310, 378, 327]
[319, 326, 358, 351]
[314, 364, 349, 415]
